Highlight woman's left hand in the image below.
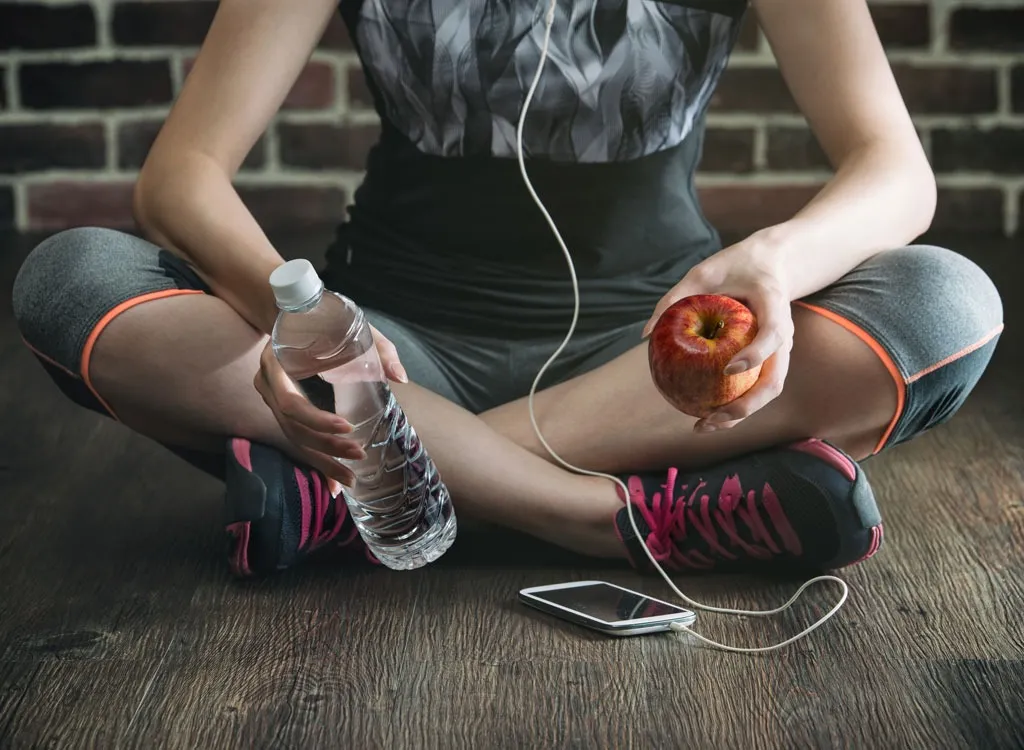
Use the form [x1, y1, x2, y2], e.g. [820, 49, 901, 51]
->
[642, 238, 795, 432]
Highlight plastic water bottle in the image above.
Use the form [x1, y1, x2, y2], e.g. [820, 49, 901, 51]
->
[268, 259, 457, 570]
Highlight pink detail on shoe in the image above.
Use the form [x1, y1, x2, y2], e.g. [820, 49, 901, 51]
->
[628, 475, 651, 512]
[852, 524, 884, 564]
[621, 468, 805, 572]
[688, 486, 739, 561]
[324, 493, 350, 545]
[226, 521, 252, 577]
[738, 487, 780, 555]
[789, 438, 856, 482]
[668, 482, 715, 570]
[309, 470, 325, 547]
[711, 475, 771, 559]
[761, 483, 803, 555]
[294, 467, 312, 551]
[717, 474, 742, 514]
[715, 506, 771, 560]
[662, 468, 678, 507]
[231, 438, 253, 472]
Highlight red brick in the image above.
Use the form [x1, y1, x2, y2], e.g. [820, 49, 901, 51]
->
[282, 63, 336, 110]
[26, 182, 348, 232]
[698, 128, 755, 173]
[932, 128, 1024, 175]
[697, 184, 822, 235]
[27, 182, 136, 231]
[0, 123, 106, 173]
[20, 61, 173, 110]
[933, 189, 1004, 233]
[712, 65, 998, 116]
[766, 128, 829, 171]
[117, 119, 266, 170]
[278, 123, 381, 170]
[321, 13, 353, 50]
[949, 8, 1024, 51]
[0, 3, 96, 50]
[348, 67, 374, 110]
[0, 186, 13, 227]
[183, 58, 334, 110]
[892, 65, 998, 115]
[113, 1, 216, 47]
[1012, 66, 1024, 114]
[870, 5, 930, 48]
[236, 186, 347, 228]
[710, 67, 796, 113]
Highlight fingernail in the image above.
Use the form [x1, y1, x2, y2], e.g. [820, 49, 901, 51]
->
[394, 364, 409, 384]
[724, 360, 747, 375]
[707, 412, 730, 424]
[695, 422, 717, 433]
[641, 323, 652, 339]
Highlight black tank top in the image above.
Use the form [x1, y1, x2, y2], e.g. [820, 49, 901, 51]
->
[328, 0, 748, 336]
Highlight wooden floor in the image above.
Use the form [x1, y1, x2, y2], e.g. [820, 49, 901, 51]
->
[1, 231, 1022, 749]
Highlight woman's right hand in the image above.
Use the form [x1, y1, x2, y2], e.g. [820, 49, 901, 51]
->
[254, 325, 408, 485]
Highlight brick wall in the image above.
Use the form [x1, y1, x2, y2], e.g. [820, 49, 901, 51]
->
[1, 0, 1022, 238]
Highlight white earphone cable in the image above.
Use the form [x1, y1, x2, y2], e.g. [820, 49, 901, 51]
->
[514, 0, 848, 653]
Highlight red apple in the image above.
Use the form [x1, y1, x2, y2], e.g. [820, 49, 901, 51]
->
[648, 294, 761, 419]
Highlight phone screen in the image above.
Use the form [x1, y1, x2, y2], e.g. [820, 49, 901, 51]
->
[530, 582, 688, 623]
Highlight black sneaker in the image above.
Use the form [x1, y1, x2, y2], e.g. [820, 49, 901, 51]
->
[224, 438, 364, 577]
[615, 438, 883, 573]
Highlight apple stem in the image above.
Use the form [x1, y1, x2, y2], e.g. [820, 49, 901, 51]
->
[712, 319, 725, 339]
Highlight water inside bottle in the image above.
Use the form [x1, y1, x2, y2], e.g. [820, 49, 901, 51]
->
[273, 300, 455, 568]
[308, 356, 451, 548]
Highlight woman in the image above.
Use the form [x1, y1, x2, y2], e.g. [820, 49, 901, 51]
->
[13, 0, 1002, 578]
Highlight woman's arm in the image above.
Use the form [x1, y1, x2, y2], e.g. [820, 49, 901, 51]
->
[643, 0, 937, 426]
[747, 0, 937, 300]
[133, 0, 338, 334]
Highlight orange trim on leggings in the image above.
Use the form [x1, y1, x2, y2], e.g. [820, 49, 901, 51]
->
[80, 289, 205, 421]
[21, 336, 80, 380]
[794, 301, 905, 455]
[907, 324, 1004, 384]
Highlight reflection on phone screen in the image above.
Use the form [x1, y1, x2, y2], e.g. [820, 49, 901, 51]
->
[535, 583, 685, 622]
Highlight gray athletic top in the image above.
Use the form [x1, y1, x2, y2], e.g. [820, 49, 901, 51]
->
[330, 0, 749, 335]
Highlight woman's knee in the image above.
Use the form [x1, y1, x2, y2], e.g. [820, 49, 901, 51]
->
[887, 245, 1003, 345]
[14, 227, 119, 365]
[867, 244, 1003, 448]
[802, 244, 1003, 453]
[13, 226, 191, 370]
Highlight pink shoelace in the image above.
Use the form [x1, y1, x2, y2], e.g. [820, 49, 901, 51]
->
[293, 467, 361, 553]
[626, 468, 804, 570]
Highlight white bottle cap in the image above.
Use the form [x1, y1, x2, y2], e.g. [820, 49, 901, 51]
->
[269, 259, 324, 309]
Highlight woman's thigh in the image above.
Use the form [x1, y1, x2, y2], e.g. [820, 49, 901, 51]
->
[10, 229, 473, 475]
[550, 243, 1005, 456]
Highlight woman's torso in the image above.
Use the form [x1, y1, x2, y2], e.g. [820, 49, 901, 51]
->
[328, 0, 748, 335]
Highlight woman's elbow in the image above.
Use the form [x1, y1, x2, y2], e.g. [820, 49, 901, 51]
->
[132, 162, 164, 241]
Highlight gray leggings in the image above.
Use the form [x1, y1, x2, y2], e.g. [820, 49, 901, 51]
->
[12, 227, 1004, 466]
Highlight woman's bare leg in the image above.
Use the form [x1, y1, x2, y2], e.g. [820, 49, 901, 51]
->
[479, 306, 898, 470]
[88, 294, 624, 557]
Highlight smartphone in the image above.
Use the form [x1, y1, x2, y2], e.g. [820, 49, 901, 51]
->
[518, 580, 696, 637]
